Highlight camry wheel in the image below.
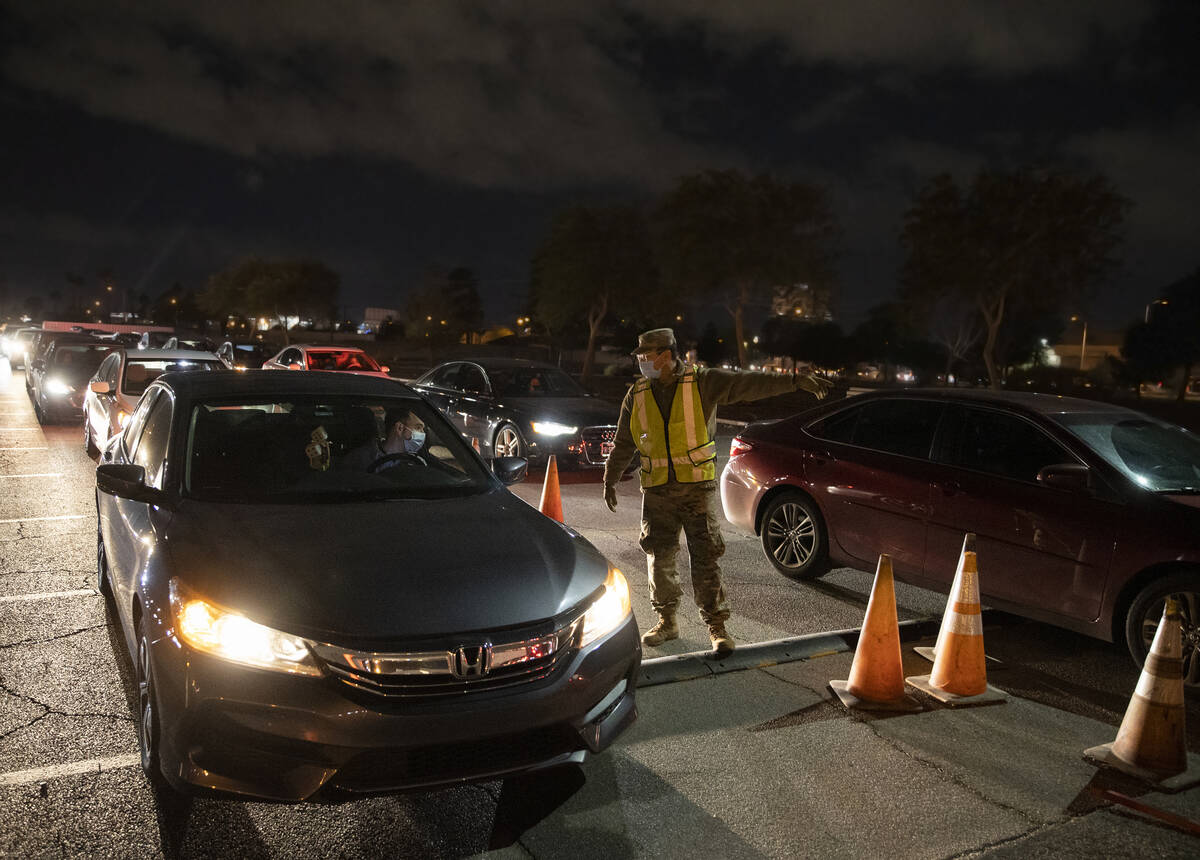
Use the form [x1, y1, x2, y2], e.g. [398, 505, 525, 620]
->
[136, 617, 168, 788]
[494, 423, 524, 458]
[1125, 572, 1200, 688]
[760, 492, 828, 579]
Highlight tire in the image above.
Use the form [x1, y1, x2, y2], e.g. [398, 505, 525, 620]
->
[1124, 571, 1200, 687]
[135, 615, 169, 789]
[96, 531, 112, 598]
[759, 491, 829, 579]
[84, 412, 99, 458]
[493, 423, 524, 459]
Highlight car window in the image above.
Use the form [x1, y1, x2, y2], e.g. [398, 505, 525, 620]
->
[185, 396, 491, 502]
[810, 399, 942, 459]
[486, 366, 587, 397]
[459, 365, 488, 394]
[132, 392, 174, 489]
[277, 348, 299, 366]
[429, 364, 463, 390]
[1051, 411, 1200, 493]
[122, 358, 221, 396]
[48, 343, 115, 385]
[949, 407, 1073, 483]
[806, 405, 860, 444]
[122, 388, 160, 460]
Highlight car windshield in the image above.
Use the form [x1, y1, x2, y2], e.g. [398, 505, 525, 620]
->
[305, 349, 381, 372]
[487, 367, 587, 397]
[185, 396, 491, 502]
[124, 359, 222, 396]
[49, 344, 114, 382]
[1051, 411, 1200, 493]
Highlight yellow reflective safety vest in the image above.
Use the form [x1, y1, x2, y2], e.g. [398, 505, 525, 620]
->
[629, 367, 717, 487]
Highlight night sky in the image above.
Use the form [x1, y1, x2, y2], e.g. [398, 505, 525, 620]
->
[1, 1, 1196, 331]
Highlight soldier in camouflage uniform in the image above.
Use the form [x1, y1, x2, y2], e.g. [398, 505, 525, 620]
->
[603, 328, 830, 655]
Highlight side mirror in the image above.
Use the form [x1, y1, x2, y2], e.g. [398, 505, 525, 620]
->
[288, 362, 303, 370]
[96, 463, 172, 506]
[1037, 463, 1091, 492]
[492, 456, 528, 485]
[380, 365, 390, 374]
[89, 380, 111, 394]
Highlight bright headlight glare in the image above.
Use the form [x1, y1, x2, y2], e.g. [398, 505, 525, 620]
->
[579, 568, 632, 647]
[169, 579, 320, 676]
[45, 378, 72, 396]
[116, 410, 130, 428]
[532, 421, 578, 436]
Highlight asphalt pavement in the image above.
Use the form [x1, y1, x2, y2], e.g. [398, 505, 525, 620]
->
[2, 362, 1199, 858]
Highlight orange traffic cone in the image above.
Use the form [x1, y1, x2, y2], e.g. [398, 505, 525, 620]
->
[1085, 597, 1200, 787]
[539, 455, 564, 523]
[915, 533, 975, 662]
[906, 551, 1005, 706]
[830, 554, 921, 711]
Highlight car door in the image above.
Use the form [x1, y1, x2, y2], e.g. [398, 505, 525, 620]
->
[805, 398, 945, 580]
[926, 404, 1118, 622]
[418, 364, 465, 429]
[454, 363, 492, 443]
[99, 388, 164, 605]
[87, 353, 117, 438]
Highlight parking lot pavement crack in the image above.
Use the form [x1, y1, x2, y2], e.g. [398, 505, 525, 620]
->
[0, 622, 108, 650]
[941, 820, 1060, 858]
[0, 678, 133, 731]
[856, 713, 1043, 828]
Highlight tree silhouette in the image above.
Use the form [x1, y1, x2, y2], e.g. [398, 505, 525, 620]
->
[654, 170, 839, 368]
[901, 169, 1126, 389]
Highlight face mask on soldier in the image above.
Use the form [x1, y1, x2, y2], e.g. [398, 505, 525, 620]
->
[638, 359, 661, 379]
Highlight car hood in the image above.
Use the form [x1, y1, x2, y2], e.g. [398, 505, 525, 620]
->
[165, 489, 609, 644]
[500, 396, 618, 427]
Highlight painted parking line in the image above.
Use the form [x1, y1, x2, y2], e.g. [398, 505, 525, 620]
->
[0, 754, 141, 788]
[0, 473, 65, 479]
[0, 514, 88, 524]
[0, 589, 97, 603]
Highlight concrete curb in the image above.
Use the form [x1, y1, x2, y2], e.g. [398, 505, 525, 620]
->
[638, 617, 940, 688]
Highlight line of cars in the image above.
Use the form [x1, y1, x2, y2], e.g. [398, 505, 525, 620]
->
[3, 334, 640, 801]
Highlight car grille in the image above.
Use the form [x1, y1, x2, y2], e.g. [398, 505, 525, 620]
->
[310, 616, 582, 700]
[580, 425, 617, 465]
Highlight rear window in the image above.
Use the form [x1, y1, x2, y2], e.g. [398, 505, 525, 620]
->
[305, 350, 380, 372]
[809, 399, 943, 459]
[123, 359, 222, 395]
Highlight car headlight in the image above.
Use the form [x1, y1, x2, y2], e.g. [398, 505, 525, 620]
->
[532, 421, 578, 436]
[169, 579, 321, 676]
[579, 567, 632, 648]
[45, 378, 73, 396]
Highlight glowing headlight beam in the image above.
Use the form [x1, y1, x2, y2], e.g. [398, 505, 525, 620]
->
[579, 567, 632, 647]
[532, 421, 578, 436]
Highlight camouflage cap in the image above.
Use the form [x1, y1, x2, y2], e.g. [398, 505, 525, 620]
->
[631, 327, 677, 355]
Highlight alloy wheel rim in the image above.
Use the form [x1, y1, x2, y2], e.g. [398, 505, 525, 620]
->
[766, 503, 816, 569]
[137, 639, 154, 763]
[496, 428, 519, 457]
[1139, 591, 1200, 686]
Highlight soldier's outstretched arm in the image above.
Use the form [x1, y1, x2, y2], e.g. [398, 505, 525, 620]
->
[700, 366, 829, 406]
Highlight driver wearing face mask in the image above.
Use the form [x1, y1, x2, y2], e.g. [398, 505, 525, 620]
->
[383, 411, 426, 456]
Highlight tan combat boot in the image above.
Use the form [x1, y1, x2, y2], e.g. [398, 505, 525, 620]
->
[641, 614, 679, 647]
[708, 622, 735, 656]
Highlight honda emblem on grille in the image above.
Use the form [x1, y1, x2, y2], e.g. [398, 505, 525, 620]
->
[453, 644, 492, 678]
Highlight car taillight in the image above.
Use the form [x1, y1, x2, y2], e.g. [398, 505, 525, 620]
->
[729, 437, 754, 458]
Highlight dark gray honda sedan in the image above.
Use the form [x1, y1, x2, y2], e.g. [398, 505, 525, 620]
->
[96, 371, 639, 801]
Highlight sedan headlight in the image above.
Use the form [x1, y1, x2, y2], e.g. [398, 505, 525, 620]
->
[169, 579, 321, 676]
[45, 378, 73, 396]
[579, 567, 632, 648]
[532, 421, 578, 436]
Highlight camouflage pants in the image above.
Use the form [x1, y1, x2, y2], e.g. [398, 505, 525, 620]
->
[639, 482, 729, 625]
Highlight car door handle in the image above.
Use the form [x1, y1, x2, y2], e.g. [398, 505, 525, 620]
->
[810, 449, 837, 465]
[934, 480, 961, 496]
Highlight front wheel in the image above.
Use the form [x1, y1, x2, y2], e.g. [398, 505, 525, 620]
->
[136, 616, 171, 790]
[1124, 572, 1200, 687]
[493, 423, 524, 458]
[759, 492, 829, 579]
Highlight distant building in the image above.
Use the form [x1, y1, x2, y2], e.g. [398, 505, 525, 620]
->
[1048, 327, 1123, 372]
[363, 307, 400, 333]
